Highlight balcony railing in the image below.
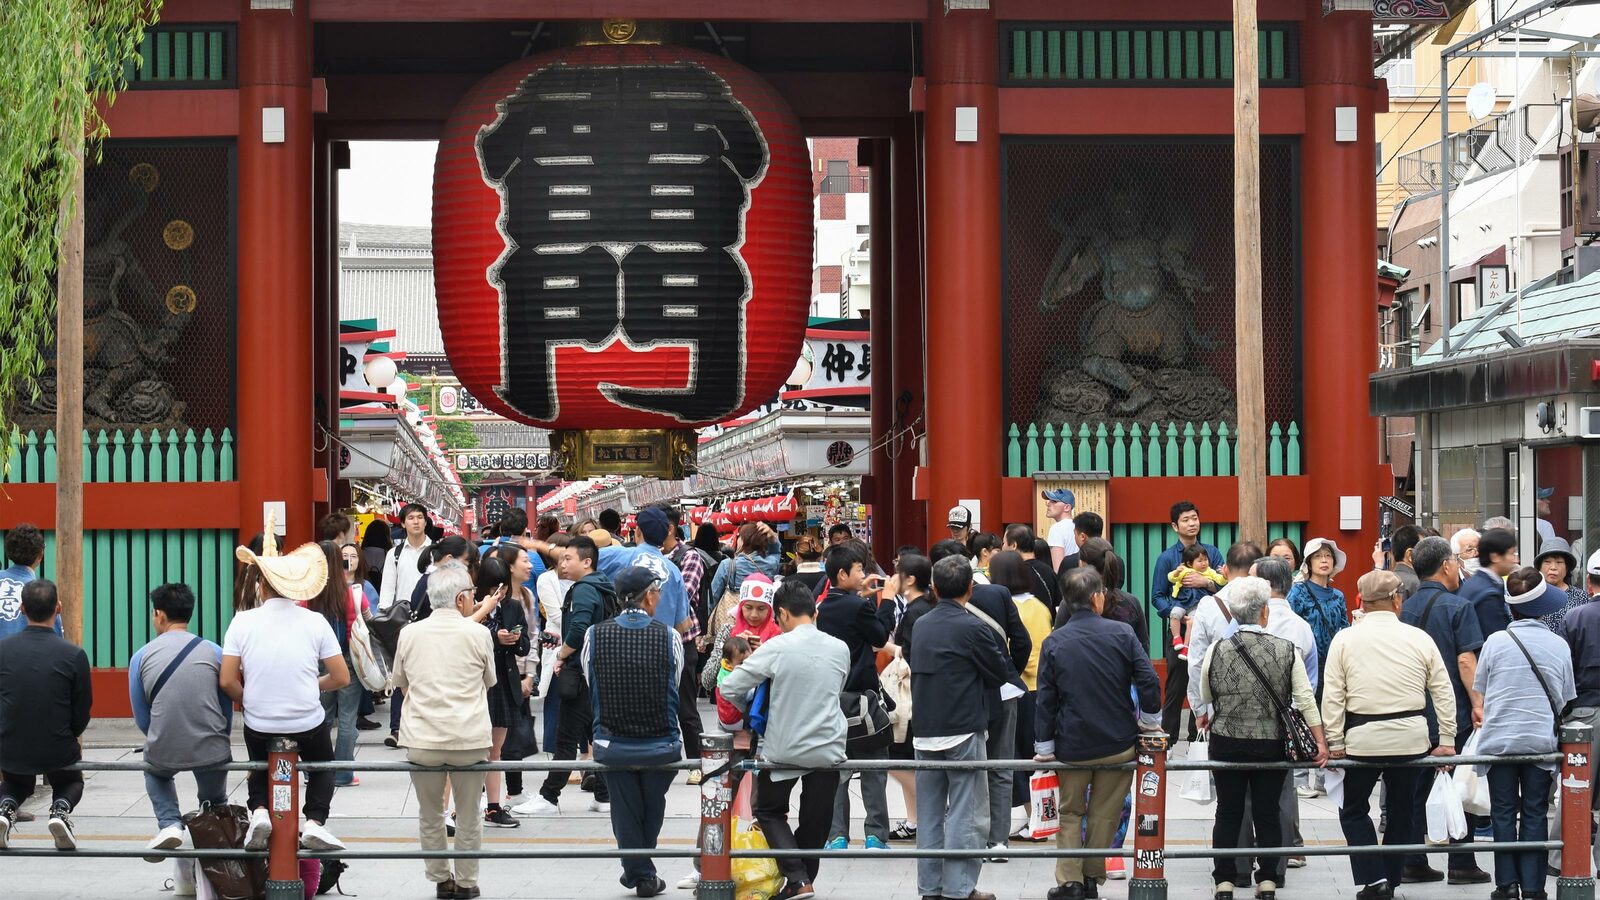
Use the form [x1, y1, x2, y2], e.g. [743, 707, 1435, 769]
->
[1395, 102, 1562, 193]
[820, 174, 870, 194]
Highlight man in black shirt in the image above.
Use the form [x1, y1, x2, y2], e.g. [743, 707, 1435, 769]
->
[815, 545, 894, 849]
[0, 579, 92, 850]
[1005, 524, 1060, 614]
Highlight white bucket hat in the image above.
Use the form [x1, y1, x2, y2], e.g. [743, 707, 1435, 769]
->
[1300, 537, 1348, 576]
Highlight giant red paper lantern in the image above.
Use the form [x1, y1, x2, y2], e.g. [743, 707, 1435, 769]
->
[433, 44, 812, 430]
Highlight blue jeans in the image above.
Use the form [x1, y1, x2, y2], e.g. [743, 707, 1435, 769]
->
[145, 768, 230, 829]
[1488, 763, 1553, 893]
[323, 675, 365, 786]
[390, 686, 404, 734]
[916, 734, 990, 898]
[606, 769, 676, 887]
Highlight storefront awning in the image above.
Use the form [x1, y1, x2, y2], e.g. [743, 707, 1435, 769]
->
[340, 415, 464, 521]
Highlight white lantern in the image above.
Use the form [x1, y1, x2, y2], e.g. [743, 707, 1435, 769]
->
[387, 376, 409, 399]
[364, 355, 398, 390]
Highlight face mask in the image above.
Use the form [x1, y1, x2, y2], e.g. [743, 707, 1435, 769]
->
[1461, 557, 1481, 575]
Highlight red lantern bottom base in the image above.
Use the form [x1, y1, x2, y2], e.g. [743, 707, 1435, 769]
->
[554, 428, 696, 480]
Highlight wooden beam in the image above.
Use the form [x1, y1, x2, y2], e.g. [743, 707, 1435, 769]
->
[309, 0, 927, 22]
[56, 116, 85, 648]
[1234, 0, 1267, 546]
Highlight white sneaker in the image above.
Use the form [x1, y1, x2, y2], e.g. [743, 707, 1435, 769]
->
[589, 798, 611, 813]
[0, 807, 13, 850]
[299, 820, 346, 852]
[1295, 786, 1321, 799]
[145, 824, 186, 863]
[243, 808, 272, 851]
[513, 796, 560, 816]
[676, 871, 699, 890]
[505, 793, 528, 808]
[47, 807, 76, 851]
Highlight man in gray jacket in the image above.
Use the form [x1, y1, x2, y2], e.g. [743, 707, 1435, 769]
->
[721, 580, 849, 900]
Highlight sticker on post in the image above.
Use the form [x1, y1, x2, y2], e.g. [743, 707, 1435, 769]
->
[1569, 752, 1590, 768]
[1137, 753, 1154, 767]
[273, 758, 293, 784]
[1136, 814, 1160, 836]
[272, 785, 292, 812]
[1139, 772, 1160, 797]
[1563, 774, 1591, 792]
[701, 823, 725, 857]
[1136, 849, 1164, 869]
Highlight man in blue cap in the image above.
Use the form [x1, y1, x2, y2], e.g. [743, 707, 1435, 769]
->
[1042, 489, 1079, 574]
[597, 507, 692, 637]
[1535, 487, 1557, 550]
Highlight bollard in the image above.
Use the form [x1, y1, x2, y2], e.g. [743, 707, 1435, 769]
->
[1559, 723, 1596, 900]
[697, 733, 736, 900]
[264, 738, 304, 900]
[1129, 732, 1170, 900]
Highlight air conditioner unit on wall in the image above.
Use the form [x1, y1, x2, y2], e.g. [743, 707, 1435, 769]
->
[1581, 407, 1600, 440]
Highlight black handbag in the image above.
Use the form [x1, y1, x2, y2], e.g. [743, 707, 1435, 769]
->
[840, 689, 892, 755]
[1230, 633, 1320, 763]
[556, 662, 586, 701]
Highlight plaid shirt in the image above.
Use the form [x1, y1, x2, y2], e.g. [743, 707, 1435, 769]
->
[671, 542, 704, 643]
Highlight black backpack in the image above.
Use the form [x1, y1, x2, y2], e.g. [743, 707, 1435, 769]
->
[840, 689, 893, 755]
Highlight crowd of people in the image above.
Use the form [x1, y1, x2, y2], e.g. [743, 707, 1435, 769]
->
[0, 496, 1598, 900]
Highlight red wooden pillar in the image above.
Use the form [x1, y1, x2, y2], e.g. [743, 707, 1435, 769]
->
[237, 2, 314, 546]
[866, 139, 896, 564]
[923, 0, 1002, 546]
[1300, 4, 1380, 585]
[891, 119, 926, 548]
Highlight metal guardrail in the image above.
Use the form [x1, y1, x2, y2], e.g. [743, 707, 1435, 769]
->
[39, 728, 1600, 900]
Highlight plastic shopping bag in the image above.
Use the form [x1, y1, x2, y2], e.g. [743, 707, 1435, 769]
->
[1029, 770, 1062, 839]
[1425, 771, 1468, 843]
[731, 818, 783, 900]
[1323, 767, 1345, 808]
[1179, 737, 1215, 805]
[1454, 732, 1492, 817]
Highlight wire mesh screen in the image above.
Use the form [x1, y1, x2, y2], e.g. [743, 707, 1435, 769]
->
[13, 140, 236, 435]
[1003, 140, 1301, 429]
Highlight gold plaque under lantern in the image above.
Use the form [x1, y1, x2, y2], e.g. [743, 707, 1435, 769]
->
[554, 428, 695, 480]
[165, 285, 198, 315]
[602, 18, 637, 43]
[163, 219, 194, 251]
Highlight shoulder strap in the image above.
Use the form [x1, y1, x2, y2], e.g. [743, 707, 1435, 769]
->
[1212, 593, 1233, 623]
[393, 540, 405, 565]
[1505, 628, 1563, 733]
[148, 634, 207, 707]
[1413, 587, 1445, 631]
[965, 600, 1005, 637]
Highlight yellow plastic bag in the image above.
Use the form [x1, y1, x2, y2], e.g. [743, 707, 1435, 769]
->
[731, 816, 782, 900]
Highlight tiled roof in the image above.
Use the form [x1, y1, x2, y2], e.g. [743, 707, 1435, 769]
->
[338, 256, 444, 355]
[339, 221, 431, 249]
[1418, 269, 1600, 361]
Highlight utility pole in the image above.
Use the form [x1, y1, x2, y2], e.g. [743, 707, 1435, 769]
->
[1234, 0, 1267, 545]
[56, 98, 85, 648]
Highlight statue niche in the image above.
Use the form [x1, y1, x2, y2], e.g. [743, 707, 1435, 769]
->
[20, 164, 193, 430]
[1033, 180, 1235, 426]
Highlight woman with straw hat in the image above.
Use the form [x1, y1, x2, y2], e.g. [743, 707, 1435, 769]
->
[220, 528, 351, 853]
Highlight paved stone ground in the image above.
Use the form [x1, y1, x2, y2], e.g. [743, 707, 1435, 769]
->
[0, 707, 1559, 899]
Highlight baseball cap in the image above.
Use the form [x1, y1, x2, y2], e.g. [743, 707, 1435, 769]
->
[1041, 488, 1076, 506]
[587, 528, 614, 549]
[1537, 486, 1555, 500]
[636, 505, 671, 546]
[947, 505, 973, 529]
[613, 566, 660, 602]
[1356, 569, 1402, 603]
[1588, 546, 1600, 578]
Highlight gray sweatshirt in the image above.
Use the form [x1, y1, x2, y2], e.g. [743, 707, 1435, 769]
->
[129, 630, 233, 771]
[720, 623, 848, 781]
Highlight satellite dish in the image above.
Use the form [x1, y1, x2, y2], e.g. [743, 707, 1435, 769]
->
[1577, 93, 1600, 133]
[1466, 82, 1496, 120]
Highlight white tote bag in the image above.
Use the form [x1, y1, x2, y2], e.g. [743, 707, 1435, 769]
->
[1454, 731, 1492, 817]
[1425, 771, 1468, 843]
[1179, 737, 1215, 805]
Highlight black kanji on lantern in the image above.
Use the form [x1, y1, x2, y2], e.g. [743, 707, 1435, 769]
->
[478, 61, 768, 422]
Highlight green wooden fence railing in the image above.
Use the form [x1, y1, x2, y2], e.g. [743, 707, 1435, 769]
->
[0, 529, 236, 667]
[1005, 420, 1302, 479]
[1114, 520, 1307, 658]
[4, 428, 235, 484]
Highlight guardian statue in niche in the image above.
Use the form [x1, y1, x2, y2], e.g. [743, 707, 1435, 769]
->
[1034, 180, 1233, 424]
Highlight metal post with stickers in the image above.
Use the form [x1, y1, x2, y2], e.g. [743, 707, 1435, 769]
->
[1131, 734, 1170, 900]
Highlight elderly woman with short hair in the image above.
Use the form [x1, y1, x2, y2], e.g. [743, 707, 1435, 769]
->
[1199, 577, 1328, 900]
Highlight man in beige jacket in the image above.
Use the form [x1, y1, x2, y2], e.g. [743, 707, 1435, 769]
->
[392, 562, 496, 900]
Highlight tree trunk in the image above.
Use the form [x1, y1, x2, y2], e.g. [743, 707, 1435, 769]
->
[56, 123, 85, 648]
[1234, 0, 1267, 546]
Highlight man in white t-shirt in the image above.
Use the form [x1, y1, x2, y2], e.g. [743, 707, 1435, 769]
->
[222, 539, 351, 853]
[1042, 489, 1078, 572]
[379, 503, 433, 611]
